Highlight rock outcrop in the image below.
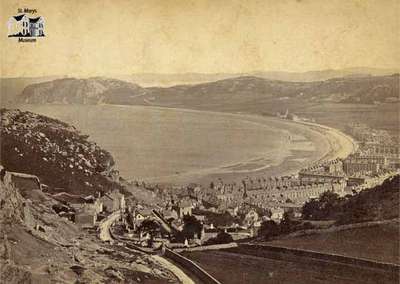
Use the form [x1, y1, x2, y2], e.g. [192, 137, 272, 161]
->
[0, 108, 122, 195]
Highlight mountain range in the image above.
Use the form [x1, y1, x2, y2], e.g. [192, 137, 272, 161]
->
[16, 73, 399, 108]
[115, 67, 400, 86]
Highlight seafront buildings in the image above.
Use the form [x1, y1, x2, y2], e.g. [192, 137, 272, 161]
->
[151, 122, 399, 229]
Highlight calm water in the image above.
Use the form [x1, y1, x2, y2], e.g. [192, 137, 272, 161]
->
[20, 104, 324, 184]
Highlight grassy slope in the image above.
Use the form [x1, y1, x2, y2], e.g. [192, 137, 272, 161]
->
[334, 175, 399, 224]
[182, 176, 400, 283]
[268, 222, 399, 264]
[253, 176, 400, 263]
[183, 248, 397, 284]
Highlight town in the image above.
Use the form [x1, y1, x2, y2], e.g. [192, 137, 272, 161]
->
[2, 0, 399, 282]
[3, 120, 398, 253]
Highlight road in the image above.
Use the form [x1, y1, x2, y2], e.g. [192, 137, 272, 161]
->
[98, 211, 121, 241]
[100, 213, 197, 284]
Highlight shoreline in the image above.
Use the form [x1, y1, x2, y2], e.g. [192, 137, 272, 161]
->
[18, 103, 358, 185]
[290, 119, 357, 161]
[120, 105, 357, 185]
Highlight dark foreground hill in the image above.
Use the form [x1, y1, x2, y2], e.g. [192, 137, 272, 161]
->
[254, 175, 399, 247]
[19, 74, 399, 106]
[302, 175, 400, 224]
[0, 108, 122, 195]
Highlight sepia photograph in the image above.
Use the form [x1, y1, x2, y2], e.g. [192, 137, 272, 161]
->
[0, 0, 399, 283]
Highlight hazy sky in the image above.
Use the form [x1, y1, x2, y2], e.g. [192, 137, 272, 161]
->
[1, 0, 399, 77]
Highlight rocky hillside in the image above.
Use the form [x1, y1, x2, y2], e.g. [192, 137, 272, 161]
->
[0, 174, 79, 283]
[0, 108, 122, 195]
[0, 174, 179, 283]
[19, 74, 399, 106]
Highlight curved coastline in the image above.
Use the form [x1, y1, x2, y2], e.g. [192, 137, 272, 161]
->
[19, 104, 357, 185]
[123, 105, 357, 162]
[290, 119, 357, 161]
[131, 105, 357, 184]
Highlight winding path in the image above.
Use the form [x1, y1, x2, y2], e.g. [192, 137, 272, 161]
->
[99, 213, 198, 284]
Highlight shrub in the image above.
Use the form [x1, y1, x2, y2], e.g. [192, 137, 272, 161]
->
[205, 231, 233, 245]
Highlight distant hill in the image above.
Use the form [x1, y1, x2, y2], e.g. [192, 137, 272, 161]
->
[0, 108, 123, 195]
[0, 76, 63, 106]
[17, 74, 400, 106]
[18, 77, 146, 105]
[146, 74, 399, 104]
[251, 67, 400, 82]
[115, 67, 399, 86]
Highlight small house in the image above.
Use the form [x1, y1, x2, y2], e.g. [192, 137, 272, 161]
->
[270, 207, 285, 222]
[75, 207, 97, 228]
[174, 200, 193, 218]
[245, 210, 259, 222]
[227, 206, 239, 217]
[28, 17, 45, 36]
[134, 208, 153, 223]
[192, 214, 206, 223]
[7, 14, 29, 36]
[202, 225, 219, 242]
[100, 190, 126, 212]
[162, 209, 178, 221]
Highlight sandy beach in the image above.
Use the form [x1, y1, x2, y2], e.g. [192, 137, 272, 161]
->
[137, 107, 358, 185]
[294, 120, 357, 161]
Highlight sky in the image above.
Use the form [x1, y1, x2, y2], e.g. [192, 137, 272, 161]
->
[1, 0, 399, 77]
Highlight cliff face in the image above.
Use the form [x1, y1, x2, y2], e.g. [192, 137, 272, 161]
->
[0, 173, 79, 284]
[0, 177, 25, 225]
[0, 108, 122, 195]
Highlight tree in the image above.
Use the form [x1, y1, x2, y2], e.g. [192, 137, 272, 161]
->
[182, 215, 203, 239]
[302, 191, 341, 220]
[280, 211, 295, 234]
[138, 220, 159, 236]
[205, 231, 233, 245]
[302, 199, 320, 220]
[138, 219, 160, 247]
[259, 220, 280, 240]
[210, 181, 215, 190]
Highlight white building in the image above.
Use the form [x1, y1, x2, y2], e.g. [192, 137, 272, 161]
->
[29, 17, 45, 36]
[7, 14, 45, 37]
[7, 14, 29, 36]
